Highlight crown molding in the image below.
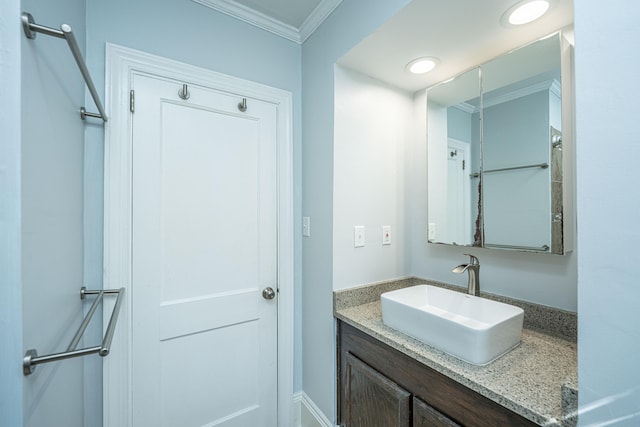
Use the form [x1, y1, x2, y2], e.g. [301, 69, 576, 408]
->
[549, 79, 561, 98]
[192, 0, 300, 42]
[299, 0, 342, 42]
[192, 0, 342, 44]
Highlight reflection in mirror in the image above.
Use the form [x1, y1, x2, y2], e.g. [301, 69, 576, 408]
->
[427, 68, 481, 246]
[481, 34, 562, 253]
[426, 32, 570, 254]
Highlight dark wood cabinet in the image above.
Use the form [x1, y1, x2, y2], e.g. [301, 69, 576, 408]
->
[337, 321, 537, 427]
[413, 397, 461, 427]
[344, 352, 411, 427]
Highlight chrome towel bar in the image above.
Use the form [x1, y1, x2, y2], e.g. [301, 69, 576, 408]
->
[485, 243, 550, 252]
[23, 287, 125, 376]
[470, 162, 549, 179]
[21, 12, 108, 122]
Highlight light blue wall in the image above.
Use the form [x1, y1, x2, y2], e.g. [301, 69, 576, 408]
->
[301, 0, 412, 421]
[447, 106, 472, 143]
[575, 2, 640, 425]
[20, 0, 87, 426]
[0, 1, 24, 425]
[333, 66, 414, 290]
[482, 91, 551, 248]
[483, 91, 550, 170]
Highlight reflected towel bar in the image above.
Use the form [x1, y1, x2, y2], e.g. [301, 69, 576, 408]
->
[485, 243, 550, 252]
[21, 12, 108, 122]
[23, 287, 125, 376]
[470, 162, 548, 178]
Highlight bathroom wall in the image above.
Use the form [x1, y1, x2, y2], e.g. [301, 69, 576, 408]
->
[0, 0, 24, 425]
[333, 66, 414, 290]
[332, 48, 576, 309]
[20, 0, 87, 425]
[333, 67, 572, 309]
[575, 2, 640, 424]
[302, 1, 413, 421]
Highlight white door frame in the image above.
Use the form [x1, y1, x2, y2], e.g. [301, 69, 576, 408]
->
[102, 43, 294, 427]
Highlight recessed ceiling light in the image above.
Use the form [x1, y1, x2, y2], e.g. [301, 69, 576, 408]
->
[406, 57, 439, 74]
[502, 0, 552, 26]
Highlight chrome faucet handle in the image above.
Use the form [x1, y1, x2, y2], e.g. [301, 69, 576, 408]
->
[463, 254, 479, 266]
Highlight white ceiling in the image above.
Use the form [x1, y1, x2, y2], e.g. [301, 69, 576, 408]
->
[193, 0, 573, 92]
[338, 0, 574, 92]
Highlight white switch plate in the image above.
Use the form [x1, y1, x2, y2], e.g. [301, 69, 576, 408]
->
[303, 217, 311, 237]
[428, 223, 436, 241]
[382, 225, 391, 245]
[354, 226, 365, 248]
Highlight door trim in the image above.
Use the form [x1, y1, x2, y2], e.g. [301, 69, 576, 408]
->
[103, 43, 294, 427]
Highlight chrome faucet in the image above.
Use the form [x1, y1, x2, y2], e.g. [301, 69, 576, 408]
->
[452, 254, 480, 296]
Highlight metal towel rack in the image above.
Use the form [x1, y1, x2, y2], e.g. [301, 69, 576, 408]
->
[485, 243, 550, 252]
[21, 12, 108, 122]
[470, 162, 548, 179]
[23, 287, 124, 376]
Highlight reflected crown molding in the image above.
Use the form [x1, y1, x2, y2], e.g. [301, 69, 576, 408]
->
[452, 102, 477, 114]
[484, 79, 560, 109]
[191, 0, 342, 44]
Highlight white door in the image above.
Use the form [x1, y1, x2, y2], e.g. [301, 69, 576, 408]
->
[446, 139, 471, 245]
[130, 73, 278, 426]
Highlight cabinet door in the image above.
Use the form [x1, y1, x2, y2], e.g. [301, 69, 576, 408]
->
[343, 352, 411, 427]
[414, 397, 461, 427]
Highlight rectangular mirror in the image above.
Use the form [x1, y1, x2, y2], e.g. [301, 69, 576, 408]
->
[427, 32, 572, 254]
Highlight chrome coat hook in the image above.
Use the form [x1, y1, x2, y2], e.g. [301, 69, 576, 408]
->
[178, 84, 190, 100]
[238, 98, 247, 112]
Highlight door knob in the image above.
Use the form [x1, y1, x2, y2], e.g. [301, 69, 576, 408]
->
[262, 287, 276, 300]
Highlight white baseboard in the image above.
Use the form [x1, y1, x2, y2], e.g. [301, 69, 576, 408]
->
[292, 391, 337, 427]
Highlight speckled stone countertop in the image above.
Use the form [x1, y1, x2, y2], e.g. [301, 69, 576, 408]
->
[334, 278, 577, 427]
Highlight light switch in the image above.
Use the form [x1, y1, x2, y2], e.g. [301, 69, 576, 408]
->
[354, 226, 365, 248]
[303, 217, 311, 237]
[382, 226, 391, 245]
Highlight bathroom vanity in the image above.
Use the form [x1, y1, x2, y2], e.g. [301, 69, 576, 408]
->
[339, 321, 535, 426]
[335, 279, 577, 427]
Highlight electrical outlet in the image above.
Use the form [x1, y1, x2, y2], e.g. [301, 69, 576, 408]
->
[382, 226, 391, 245]
[354, 226, 365, 248]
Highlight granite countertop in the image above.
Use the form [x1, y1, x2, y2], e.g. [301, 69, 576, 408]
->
[334, 279, 578, 427]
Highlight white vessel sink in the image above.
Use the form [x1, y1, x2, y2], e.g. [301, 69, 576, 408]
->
[381, 285, 524, 365]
